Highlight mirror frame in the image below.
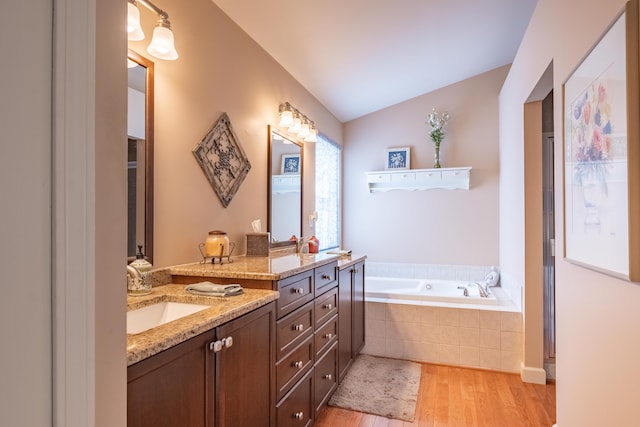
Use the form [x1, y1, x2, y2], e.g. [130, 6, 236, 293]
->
[267, 125, 303, 248]
[127, 49, 155, 263]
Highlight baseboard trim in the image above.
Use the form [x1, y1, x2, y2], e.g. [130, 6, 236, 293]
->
[520, 362, 547, 384]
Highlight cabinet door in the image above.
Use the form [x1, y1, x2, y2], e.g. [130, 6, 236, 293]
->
[337, 267, 353, 382]
[215, 302, 275, 427]
[128, 330, 212, 427]
[352, 262, 366, 356]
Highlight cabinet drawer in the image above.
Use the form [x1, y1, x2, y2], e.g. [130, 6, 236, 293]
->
[314, 286, 338, 328]
[442, 168, 469, 180]
[366, 172, 391, 183]
[314, 343, 338, 417]
[276, 337, 313, 401]
[415, 170, 442, 183]
[314, 262, 337, 294]
[390, 171, 415, 182]
[314, 314, 338, 359]
[277, 270, 314, 318]
[277, 302, 313, 360]
[276, 369, 313, 427]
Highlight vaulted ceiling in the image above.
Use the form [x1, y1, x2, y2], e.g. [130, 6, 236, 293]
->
[211, 0, 538, 122]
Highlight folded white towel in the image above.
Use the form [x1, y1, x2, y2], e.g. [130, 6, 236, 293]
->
[326, 249, 352, 256]
[185, 282, 244, 297]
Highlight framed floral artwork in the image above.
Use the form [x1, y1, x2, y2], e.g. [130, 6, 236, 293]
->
[563, 0, 640, 281]
[281, 154, 300, 174]
[385, 147, 411, 170]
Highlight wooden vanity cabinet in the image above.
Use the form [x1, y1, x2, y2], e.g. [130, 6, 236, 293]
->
[337, 260, 366, 382]
[274, 261, 339, 425]
[127, 302, 275, 427]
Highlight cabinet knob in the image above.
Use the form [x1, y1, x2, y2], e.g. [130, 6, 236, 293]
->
[209, 340, 223, 352]
[293, 360, 303, 369]
[321, 274, 331, 280]
[222, 336, 233, 348]
[293, 324, 304, 332]
[323, 374, 332, 380]
[294, 411, 304, 420]
[293, 287, 305, 295]
[324, 303, 333, 310]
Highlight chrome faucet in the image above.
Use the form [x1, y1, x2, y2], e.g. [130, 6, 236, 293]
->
[469, 281, 490, 298]
[294, 236, 310, 254]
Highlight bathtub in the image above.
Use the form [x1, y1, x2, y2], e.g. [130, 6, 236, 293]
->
[365, 276, 498, 306]
[362, 263, 522, 373]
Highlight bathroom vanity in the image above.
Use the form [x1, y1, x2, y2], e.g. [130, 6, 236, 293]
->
[127, 252, 366, 427]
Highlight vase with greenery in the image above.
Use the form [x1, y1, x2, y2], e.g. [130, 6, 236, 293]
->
[427, 108, 450, 168]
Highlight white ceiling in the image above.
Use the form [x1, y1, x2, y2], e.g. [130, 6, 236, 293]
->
[211, 0, 538, 122]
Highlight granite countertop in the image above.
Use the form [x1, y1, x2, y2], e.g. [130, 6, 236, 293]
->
[336, 254, 367, 270]
[169, 252, 341, 281]
[126, 284, 279, 366]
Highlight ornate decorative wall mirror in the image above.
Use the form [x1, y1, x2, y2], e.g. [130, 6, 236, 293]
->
[268, 125, 302, 247]
[127, 49, 154, 262]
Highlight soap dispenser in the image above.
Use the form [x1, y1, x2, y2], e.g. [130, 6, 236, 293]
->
[128, 246, 153, 296]
[129, 245, 153, 272]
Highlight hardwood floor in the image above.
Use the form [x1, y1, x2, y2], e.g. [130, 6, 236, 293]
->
[315, 363, 556, 427]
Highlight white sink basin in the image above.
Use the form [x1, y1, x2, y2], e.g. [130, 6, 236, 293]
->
[127, 301, 210, 334]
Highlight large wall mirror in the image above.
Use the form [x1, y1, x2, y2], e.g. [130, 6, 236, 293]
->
[127, 49, 154, 263]
[268, 125, 302, 247]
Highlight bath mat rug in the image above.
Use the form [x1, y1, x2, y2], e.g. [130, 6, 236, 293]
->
[328, 354, 421, 422]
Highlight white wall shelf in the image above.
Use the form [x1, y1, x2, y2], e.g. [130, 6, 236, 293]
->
[272, 174, 301, 194]
[365, 167, 471, 192]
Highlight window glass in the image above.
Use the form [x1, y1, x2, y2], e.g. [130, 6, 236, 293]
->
[315, 134, 341, 250]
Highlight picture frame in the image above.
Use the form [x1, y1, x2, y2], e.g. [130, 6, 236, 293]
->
[562, 0, 640, 281]
[385, 146, 411, 170]
[281, 153, 301, 174]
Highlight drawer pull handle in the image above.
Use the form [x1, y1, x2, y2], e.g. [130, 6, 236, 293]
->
[294, 411, 304, 420]
[293, 287, 305, 295]
[293, 361, 303, 369]
[324, 303, 333, 310]
[324, 333, 333, 340]
[321, 274, 331, 280]
[293, 324, 304, 332]
[323, 374, 332, 380]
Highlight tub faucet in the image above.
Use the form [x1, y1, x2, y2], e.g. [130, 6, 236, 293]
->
[457, 286, 469, 297]
[469, 281, 490, 298]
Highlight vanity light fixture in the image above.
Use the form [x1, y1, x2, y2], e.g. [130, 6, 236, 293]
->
[127, 0, 179, 61]
[278, 102, 317, 142]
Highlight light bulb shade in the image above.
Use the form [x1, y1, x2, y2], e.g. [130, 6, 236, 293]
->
[127, 2, 145, 41]
[288, 117, 301, 133]
[147, 25, 179, 60]
[298, 122, 310, 138]
[304, 127, 317, 142]
[279, 110, 293, 127]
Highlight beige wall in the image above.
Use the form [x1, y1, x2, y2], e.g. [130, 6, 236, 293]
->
[1, 0, 52, 425]
[129, 0, 342, 268]
[96, 0, 128, 424]
[501, 0, 640, 424]
[343, 66, 507, 266]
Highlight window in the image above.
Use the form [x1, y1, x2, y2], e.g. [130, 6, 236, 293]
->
[315, 134, 341, 251]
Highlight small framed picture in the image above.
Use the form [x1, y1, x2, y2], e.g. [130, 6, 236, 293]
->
[281, 154, 301, 174]
[385, 147, 410, 170]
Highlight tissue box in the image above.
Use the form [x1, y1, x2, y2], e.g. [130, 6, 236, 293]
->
[246, 232, 269, 256]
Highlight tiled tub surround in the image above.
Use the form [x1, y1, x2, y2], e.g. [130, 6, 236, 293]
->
[362, 262, 523, 373]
